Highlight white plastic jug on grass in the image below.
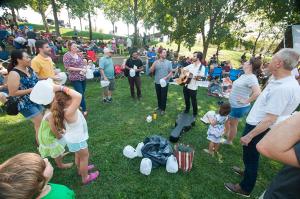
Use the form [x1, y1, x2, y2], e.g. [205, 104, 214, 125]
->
[140, 158, 152, 175]
[136, 142, 144, 157]
[30, 78, 55, 105]
[166, 155, 178, 173]
[123, 145, 137, 159]
[146, 115, 152, 123]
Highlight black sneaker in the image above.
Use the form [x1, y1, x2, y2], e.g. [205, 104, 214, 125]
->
[224, 183, 250, 198]
[107, 98, 113, 103]
[102, 98, 108, 103]
[232, 166, 244, 176]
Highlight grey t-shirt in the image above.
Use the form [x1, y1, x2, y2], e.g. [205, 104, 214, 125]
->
[229, 74, 259, 108]
[154, 59, 172, 84]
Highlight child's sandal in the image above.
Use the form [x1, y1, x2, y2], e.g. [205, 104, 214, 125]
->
[83, 171, 99, 185]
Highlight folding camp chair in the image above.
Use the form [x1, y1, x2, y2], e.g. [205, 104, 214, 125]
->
[211, 67, 223, 79]
[0, 51, 10, 68]
[229, 69, 242, 81]
[86, 50, 97, 62]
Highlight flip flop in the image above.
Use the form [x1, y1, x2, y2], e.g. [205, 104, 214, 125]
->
[77, 165, 95, 176]
[83, 171, 99, 185]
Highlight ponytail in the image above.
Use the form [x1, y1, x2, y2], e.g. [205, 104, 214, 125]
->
[50, 91, 71, 132]
[250, 57, 262, 77]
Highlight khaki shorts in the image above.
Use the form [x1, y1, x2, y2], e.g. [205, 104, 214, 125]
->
[103, 79, 115, 91]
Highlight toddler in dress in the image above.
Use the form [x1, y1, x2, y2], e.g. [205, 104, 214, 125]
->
[203, 103, 231, 155]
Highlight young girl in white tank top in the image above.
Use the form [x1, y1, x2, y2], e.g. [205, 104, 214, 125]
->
[50, 85, 99, 184]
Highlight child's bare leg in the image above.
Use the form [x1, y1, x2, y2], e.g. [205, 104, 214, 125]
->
[208, 142, 215, 154]
[213, 143, 220, 153]
[224, 120, 230, 138]
[75, 152, 80, 175]
[54, 155, 73, 169]
[77, 148, 89, 182]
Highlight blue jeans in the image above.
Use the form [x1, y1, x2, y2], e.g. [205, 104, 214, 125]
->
[71, 80, 86, 112]
[240, 123, 269, 193]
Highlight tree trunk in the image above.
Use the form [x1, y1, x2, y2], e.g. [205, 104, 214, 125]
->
[67, 6, 71, 28]
[51, 0, 60, 36]
[127, 23, 130, 36]
[37, 1, 50, 33]
[176, 41, 181, 53]
[79, 18, 82, 31]
[252, 31, 262, 56]
[88, 11, 92, 41]
[11, 7, 17, 24]
[266, 31, 280, 53]
[16, 9, 20, 19]
[112, 22, 115, 34]
[133, 0, 138, 47]
[216, 44, 220, 61]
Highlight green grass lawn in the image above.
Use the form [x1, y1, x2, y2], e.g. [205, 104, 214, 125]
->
[0, 76, 281, 199]
[21, 23, 114, 40]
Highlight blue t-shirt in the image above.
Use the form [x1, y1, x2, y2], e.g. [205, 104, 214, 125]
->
[99, 56, 114, 79]
[147, 52, 156, 63]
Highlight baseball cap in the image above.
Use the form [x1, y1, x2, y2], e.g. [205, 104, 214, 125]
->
[103, 48, 114, 53]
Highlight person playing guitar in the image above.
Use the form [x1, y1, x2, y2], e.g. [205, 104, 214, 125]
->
[181, 51, 205, 117]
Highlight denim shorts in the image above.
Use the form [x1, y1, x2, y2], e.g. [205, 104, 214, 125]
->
[229, 106, 251, 119]
[67, 140, 88, 153]
[20, 104, 44, 119]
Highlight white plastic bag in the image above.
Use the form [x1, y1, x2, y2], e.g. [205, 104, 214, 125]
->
[30, 78, 54, 105]
[100, 80, 110, 88]
[123, 145, 137, 159]
[129, 69, 136, 77]
[140, 158, 152, 175]
[166, 155, 179, 173]
[201, 111, 216, 124]
[136, 142, 144, 157]
[56, 72, 67, 85]
[86, 69, 94, 79]
[160, 78, 167, 87]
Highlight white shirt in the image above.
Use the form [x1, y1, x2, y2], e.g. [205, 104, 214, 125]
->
[64, 110, 89, 143]
[127, 38, 132, 47]
[291, 68, 299, 78]
[184, 63, 205, 90]
[246, 76, 300, 126]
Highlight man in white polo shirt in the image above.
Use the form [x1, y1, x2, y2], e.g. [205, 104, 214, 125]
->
[182, 51, 205, 117]
[225, 48, 300, 197]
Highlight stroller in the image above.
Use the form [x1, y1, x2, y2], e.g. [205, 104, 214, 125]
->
[114, 64, 124, 79]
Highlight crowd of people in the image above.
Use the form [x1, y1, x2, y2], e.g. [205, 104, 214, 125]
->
[1, 17, 300, 198]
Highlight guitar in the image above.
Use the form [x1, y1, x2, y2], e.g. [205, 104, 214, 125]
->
[175, 68, 201, 85]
